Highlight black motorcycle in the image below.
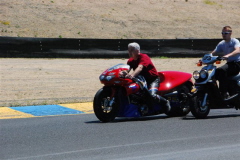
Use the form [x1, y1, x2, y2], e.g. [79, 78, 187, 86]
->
[190, 54, 240, 118]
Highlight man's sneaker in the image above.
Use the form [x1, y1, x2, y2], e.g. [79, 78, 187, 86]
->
[164, 100, 171, 113]
[221, 92, 229, 99]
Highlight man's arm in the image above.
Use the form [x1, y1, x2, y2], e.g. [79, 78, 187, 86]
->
[223, 46, 240, 58]
[211, 41, 222, 56]
[126, 64, 143, 79]
[211, 50, 216, 55]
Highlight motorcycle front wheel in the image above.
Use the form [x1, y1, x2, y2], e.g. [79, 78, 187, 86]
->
[190, 92, 210, 119]
[93, 88, 119, 122]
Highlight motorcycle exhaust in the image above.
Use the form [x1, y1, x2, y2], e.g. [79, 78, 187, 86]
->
[164, 91, 178, 97]
[164, 91, 193, 99]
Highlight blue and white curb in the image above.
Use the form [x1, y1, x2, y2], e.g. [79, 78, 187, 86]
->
[0, 102, 93, 119]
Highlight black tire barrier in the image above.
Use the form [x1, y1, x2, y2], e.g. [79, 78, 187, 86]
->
[1, 37, 238, 58]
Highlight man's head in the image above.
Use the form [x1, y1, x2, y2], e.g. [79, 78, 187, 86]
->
[222, 26, 232, 41]
[128, 42, 140, 60]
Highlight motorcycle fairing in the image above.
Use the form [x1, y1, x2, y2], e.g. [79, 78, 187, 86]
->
[116, 90, 164, 117]
[158, 71, 192, 91]
[124, 82, 141, 95]
[100, 63, 131, 85]
[117, 99, 181, 117]
[116, 90, 181, 117]
[117, 94, 141, 117]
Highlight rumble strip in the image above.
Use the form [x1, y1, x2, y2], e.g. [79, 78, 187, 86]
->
[0, 102, 93, 119]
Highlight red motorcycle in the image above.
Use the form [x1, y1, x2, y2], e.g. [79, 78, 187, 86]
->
[93, 63, 193, 122]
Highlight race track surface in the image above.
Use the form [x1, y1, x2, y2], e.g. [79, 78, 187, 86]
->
[1, 109, 240, 160]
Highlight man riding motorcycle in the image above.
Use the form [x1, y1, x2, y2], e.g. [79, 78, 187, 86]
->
[120, 42, 171, 113]
[211, 26, 240, 98]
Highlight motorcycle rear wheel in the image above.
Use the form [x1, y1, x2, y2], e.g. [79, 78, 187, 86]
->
[165, 84, 191, 117]
[93, 88, 119, 122]
[190, 92, 210, 119]
[228, 82, 240, 108]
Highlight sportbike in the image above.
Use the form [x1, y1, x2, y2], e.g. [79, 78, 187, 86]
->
[93, 63, 193, 122]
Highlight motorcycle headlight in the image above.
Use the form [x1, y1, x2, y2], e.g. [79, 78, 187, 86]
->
[200, 70, 208, 79]
[106, 75, 115, 81]
[193, 71, 200, 80]
[99, 75, 105, 81]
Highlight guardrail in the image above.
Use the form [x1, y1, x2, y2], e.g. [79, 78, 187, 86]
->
[1, 37, 238, 58]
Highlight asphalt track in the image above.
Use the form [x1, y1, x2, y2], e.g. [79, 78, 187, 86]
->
[1, 108, 240, 160]
[0, 103, 93, 119]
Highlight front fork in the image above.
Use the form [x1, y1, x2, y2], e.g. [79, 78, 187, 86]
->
[109, 87, 117, 107]
[102, 87, 117, 112]
[191, 82, 220, 108]
[108, 97, 115, 107]
[202, 93, 208, 107]
[191, 85, 209, 107]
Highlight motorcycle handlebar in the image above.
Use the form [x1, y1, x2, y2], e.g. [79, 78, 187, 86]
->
[216, 56, 228, 61]
[121, 76, 144, 88]
[216, 56, 224, 61]
[131, 77, 139, 82]
[120, 74, 138, 82]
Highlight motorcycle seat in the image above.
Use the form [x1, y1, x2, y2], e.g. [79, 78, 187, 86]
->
[158, 72, 165, 83]
[157, 71, 192, 91]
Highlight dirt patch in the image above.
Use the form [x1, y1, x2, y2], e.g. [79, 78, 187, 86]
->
[0, 57, 213, 107]
[0, 0, 237, 106]
[1, 0, 240, 39]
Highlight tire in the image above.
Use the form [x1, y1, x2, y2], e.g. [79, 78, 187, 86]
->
[166, 84, 191, 117]
[232, 94, 240, 109]
[93, 88, 119, 122]
[190, 92, 210, 119]
[228, 82, 240, 108]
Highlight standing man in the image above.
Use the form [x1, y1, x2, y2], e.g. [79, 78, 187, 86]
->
[124, 42, 171, 113]
[211, 26, 240, 98]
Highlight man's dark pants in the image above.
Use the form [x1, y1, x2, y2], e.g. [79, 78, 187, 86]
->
[215, 61, 240, 94]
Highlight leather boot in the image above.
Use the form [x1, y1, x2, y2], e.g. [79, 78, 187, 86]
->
[158, 96, 171, 113]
